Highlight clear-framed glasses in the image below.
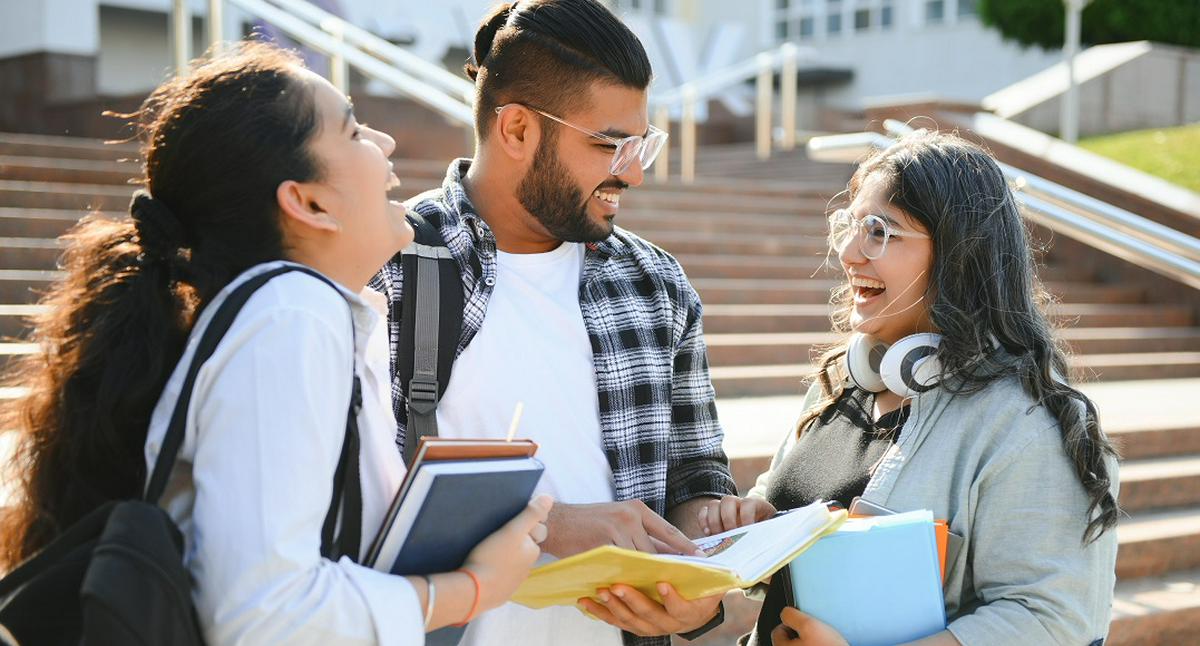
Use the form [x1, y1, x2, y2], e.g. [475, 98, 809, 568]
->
[494, 104, 669, 176]
[827, 208, 929, 260]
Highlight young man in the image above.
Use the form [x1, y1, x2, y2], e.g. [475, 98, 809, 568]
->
[371, 2, 737, 644]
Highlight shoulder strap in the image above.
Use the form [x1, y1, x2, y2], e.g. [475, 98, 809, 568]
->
[143, 264, 364, 562]
[396, 210, 463, 465]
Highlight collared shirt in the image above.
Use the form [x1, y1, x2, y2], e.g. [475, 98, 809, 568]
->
[145, 261, 423, 646]
[370, 160, 737, 646]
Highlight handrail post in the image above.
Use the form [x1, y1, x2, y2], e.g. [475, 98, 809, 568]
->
[780, 43, 798, 150]
[755, 52, 773, 160]
[654, 103, 670, 184]
[209, 0, 224, 50]
[172, 0, 192, 73]
[681, 86, 697, 185]
[325, 19, 349, 94]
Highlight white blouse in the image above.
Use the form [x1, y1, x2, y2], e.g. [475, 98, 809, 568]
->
[143, 261, 422, 645]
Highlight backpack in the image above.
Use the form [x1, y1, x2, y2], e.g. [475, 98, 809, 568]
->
[0, 265, 364, 646]
[394, 208, 464, 465]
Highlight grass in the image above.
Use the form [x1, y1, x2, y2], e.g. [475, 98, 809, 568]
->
[1078, 123, 1200, 193]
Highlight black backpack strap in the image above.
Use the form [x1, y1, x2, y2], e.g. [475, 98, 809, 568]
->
[321, 375, 363, 561]
[396, 211, 462, 465]
[143, 264, 364, 562]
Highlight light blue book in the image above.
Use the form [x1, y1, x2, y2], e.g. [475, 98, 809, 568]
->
[787, 510, 946, 646]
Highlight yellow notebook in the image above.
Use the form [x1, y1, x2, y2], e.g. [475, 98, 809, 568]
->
[513, 501, 847, 608]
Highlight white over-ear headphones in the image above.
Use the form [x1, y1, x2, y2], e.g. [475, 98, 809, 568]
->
[843, 332, 944, 398]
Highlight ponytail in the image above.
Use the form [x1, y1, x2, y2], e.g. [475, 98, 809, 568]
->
[1, 203, 193, 568]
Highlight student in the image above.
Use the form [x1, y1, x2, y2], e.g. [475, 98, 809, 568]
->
[0, 42, 550, 644]
[369, 1, 736, 644]
[698, 131, 1120, 645]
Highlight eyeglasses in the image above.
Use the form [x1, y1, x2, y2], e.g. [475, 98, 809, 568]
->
[494, 104, 669, 176]
[828, 208, 929, 260]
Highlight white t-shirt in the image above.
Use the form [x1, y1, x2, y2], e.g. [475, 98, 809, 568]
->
[436, 242, 623, 646]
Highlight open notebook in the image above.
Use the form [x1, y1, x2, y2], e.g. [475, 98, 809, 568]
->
[512, 500, 846, 608]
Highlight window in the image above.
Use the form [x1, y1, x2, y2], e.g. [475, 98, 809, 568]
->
[854, 8, 871, 31]
[799, 16, 815, 38]
[653, 0, 667, 13]
[827, 0, 843, 35]
[957, 0, 978, 16]
[881, 1, 894, 28]
[776, 19, 789, 40]
[926, 0, 945, 23]
[777, 0, 790, 9]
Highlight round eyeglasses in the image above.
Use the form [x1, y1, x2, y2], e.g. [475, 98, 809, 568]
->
[828, 209, 929, 260]
[495, 104, 669, 176]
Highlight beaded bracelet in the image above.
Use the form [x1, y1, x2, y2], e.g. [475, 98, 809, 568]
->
[453, 568, 482, 627]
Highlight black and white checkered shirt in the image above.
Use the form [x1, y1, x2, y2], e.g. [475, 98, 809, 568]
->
[371, 161, 735, 641]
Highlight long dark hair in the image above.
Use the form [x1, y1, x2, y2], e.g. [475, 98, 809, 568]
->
[465, 0, 652, 138]
[800, 130, 1119, 544]
[0, 41, 323, 569]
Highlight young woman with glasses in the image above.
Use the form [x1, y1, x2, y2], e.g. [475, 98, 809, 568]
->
[696, 131, 1120, 646]
[0, 42, 551, 644]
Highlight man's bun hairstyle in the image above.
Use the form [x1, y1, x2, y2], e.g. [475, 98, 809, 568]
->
[465, 0, 652, 139]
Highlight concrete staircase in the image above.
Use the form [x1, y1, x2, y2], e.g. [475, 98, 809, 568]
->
[1, 132, 1198, 643]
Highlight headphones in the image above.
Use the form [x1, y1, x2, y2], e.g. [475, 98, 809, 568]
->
[842, 332, 944, 398]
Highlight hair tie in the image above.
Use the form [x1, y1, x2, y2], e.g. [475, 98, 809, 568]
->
[129, 190, 186, 263]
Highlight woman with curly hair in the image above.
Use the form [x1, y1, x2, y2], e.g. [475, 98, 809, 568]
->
[699, 131, 1119, 646]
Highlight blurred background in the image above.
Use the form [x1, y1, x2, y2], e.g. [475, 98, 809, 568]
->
[1, 1, 1198, 643]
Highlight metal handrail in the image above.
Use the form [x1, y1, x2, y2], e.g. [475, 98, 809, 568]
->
[649, 42, 819, 184]
[176, 0, 474, 127]
[805, 128, 1200, 290]
[265, 0, 476, 103]
[880, 119, 1200, 263]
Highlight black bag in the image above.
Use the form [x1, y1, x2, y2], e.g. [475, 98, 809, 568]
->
[0, 265, 364, 646]
[393, 207, 464, 465]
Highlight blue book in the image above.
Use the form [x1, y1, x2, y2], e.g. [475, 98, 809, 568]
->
[365, 438, 544, 575]
[787, 510, 946, 646]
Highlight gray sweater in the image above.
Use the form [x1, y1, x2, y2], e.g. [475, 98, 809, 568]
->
[748, 376, 1119, 645]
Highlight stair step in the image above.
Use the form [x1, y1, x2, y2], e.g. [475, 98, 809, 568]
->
[1120, 455, 1200, 513]
[709, 354, 1200, 396]
[0, 342, 36, 376]
[0, 269, 60, 303]
[0, 155, 140, 185]
[705, 328, 1200, 367]
[702, 303, 1194, 334]
[0, 236, 63, 269]
[1117, 508, 1200, 579]
[0, 304, 45, 338]
[1113, 425, 1200, 461]
[0, 179, 131, 211]
[625, 213, 825, 237]
[0, 132, 138, 162]
[690, 276, 1141, 305]
[1075, 353, 1200, 381]
[1109, 567, 1200, 646]
[0, 207, 98, 237]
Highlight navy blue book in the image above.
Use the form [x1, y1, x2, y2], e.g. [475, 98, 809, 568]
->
[365, 438, 543, 575]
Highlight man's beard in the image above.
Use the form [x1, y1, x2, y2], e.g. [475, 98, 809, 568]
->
[516, 135, 614, 243]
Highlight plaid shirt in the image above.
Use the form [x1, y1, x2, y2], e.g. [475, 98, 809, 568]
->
[371, 160, 736, 646]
